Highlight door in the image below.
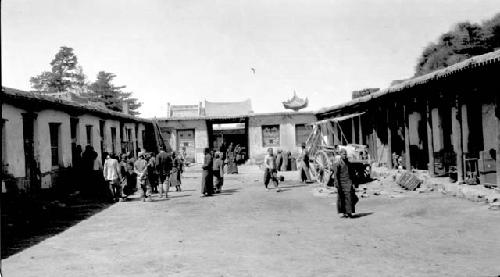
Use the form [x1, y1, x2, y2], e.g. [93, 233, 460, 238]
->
[177, 129, 195, 163]
[22, 113, 39, 192]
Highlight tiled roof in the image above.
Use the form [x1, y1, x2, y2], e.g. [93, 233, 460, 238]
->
[2, 87, 150, 123]
[317, 49, 500, 115]
[155, 111, 315, 121]
[204, 99, 253, 117]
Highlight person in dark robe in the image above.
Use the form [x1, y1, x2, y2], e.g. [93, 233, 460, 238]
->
[81, 145, 98, 195]
[334, 149, 359, 218]
[275, 149, 283, 172]
[201, 148, 213, 197]
[299, 143, 312, 182]
[170, 152, 182, 192]
[156, 147, 172, 199]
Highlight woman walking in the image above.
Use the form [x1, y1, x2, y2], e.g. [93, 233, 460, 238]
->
[201, 148, 213, 197]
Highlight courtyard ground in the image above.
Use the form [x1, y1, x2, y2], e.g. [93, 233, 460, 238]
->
[2, 165, 500, 277]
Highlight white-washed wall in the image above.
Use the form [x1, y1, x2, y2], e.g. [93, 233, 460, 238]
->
[2, 104, 27, 178]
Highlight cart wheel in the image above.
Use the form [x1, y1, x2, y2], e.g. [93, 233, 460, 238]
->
[314, 151, 331, 186]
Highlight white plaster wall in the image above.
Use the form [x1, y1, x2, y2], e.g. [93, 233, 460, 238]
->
[138, 123, 145, 150]
[103, 119, 121, 154]
[36, 110, 72, 174]
[78, 114, 103, 161]
[158, 120, 208, 163]
[2, 104, 27, 177]
[409, 112, 423, 148]
[195, 127, 208, 163]
[482, 103, 498, 152]
[248, 114, 316, 162]
[431, 108, 444, 152]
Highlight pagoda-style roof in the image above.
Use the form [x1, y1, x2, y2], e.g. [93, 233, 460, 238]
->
[282, 91, 308, 111]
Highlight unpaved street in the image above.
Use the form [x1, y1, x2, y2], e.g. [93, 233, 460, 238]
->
[3, 165, 500, 277]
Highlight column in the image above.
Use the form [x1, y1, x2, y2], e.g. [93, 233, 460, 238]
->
[333, 122, 339, 145]
[351, 118, 356, 144]
[496, 94, 500, 186]
[451, 95, 464, 183]
[372, 108, 379, 161]
[426, 99, 435, 175]
[404, 104, 411, 170]
[358, 116, 363, 145]
[461, 104, 469, 154]
[387, 108, 392, 169]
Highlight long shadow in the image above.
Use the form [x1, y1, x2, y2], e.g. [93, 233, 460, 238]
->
[350, 212, 374, 219]
[153, 194, 192, 201]
[1, 193, 113, 259]
[216, 188, 240, 196]
[278, 183, 309, 189]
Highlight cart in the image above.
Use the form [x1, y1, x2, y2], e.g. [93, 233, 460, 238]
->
[304, 118, 372, 186]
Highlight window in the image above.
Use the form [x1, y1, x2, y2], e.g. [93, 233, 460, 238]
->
[295, 124, 311, 146]
[262, 125, 280, 147]
[86, 125, 93, 146]
[127, 129, 132, 142]
[49, 123, 61, 167]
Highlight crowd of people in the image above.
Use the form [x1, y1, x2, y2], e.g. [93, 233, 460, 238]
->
[73, 145, 185, 202]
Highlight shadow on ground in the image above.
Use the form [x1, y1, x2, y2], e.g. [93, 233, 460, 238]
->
[351, 212, 373, 218]
[1, 193, 113, 258]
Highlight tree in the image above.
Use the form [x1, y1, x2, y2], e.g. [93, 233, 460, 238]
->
[87, 71, 142, 115]
[415, 13, 500, 76]
[30, 46, 87, 93]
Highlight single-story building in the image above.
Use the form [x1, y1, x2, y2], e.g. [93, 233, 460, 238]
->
[316, 49, 500, 185]
[1, 87, 155, 193]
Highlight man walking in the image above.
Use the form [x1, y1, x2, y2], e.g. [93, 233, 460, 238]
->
[134, 152, 150, 202]
[156, 146, 172, 199]
[264, 148, 281, 192]
[201, 148, 214, 197]
[334, 149, 358, 218]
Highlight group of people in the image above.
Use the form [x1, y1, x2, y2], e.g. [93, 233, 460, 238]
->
[75, 144, 185, 202]
[217, 141, 243, 174]
[200, 148, 226, 196]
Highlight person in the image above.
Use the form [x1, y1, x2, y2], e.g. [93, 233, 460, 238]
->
[81, 145, 98, 195]
[276, 149, 283, 172]
[201, 148, 213, 197]
[234, 144, 242, 164]
[226, 142, 238, 174]
[334, 149, 359, 218]
[121, 161, 137, 200]
[264, 148, 281, 192]
[219, 141, 227, 161]
[170, 152, 182, 192]
[156, 147, 172, 199]
[298, 143, 312, 183]
[134, 152, 151, 202]
[103, 153, 122, 202]
[146, 153, 158, 193]
[213, 152, 224, 193]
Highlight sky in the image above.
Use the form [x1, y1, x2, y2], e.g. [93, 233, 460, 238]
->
[2, 0, 499, 118]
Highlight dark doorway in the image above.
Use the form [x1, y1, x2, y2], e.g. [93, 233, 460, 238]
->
[207, 118, 249, 162]
[22, 113, 39, 192]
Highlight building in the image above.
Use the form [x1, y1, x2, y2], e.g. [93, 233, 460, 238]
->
[1, 87, 155, 193]
[157, 99, 315, 163]
[316, 49, 500, 185]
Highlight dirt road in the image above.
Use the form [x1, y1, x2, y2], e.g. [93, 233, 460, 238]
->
[3, 165, 500, 276]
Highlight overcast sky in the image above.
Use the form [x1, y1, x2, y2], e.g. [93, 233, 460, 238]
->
[2, 0, 499, 117]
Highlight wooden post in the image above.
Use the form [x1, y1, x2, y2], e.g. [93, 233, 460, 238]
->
[496, 94, 500, 186]
[351, 118, 356, 144]
[426, 99, 435, 176]
[372, 108, 379, 162]
[451, 95, 464, 183]
[387, 108, 392, 169]
[333, 122, 339, 145]
[358, 116, 363, 145]
[404, 104, 411, 170]
[461, 104, 469, 154]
